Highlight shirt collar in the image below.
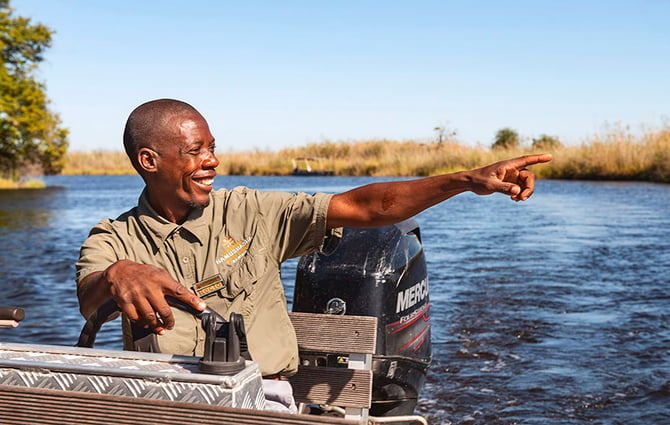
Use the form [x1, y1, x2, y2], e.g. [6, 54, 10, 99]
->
[137, 188, 211, 245]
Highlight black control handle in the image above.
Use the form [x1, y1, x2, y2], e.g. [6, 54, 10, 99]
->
[75, 297, 249, 375]
[0, 306, 25, 322]
[76, 297, 212, 348]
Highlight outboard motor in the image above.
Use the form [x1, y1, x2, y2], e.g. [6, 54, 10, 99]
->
[293, 218, 431, 417]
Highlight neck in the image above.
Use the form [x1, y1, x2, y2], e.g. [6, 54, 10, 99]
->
[146, 192, 190, 224]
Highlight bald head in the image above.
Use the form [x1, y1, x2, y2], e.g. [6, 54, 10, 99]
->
[123, 99, 203, 173]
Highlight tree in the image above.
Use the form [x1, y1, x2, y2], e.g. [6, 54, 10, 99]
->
[433, 121, 457, 145]
[0, 0, 68, 180]
[491, 127, 519, 150]
[532, 134, 562, 150]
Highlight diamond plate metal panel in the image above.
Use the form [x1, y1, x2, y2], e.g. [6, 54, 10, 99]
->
[0, 342, 265, 410]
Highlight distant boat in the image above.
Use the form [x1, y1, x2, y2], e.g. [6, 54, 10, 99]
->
[291, 157, 334, 176]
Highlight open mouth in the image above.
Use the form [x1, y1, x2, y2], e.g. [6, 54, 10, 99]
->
[192, 175, 215, 188]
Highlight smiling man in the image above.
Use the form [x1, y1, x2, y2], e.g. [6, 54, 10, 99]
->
[76, 98, 551, 393]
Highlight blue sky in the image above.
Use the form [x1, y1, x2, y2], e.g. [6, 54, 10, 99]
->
[12, 0, 670, 152]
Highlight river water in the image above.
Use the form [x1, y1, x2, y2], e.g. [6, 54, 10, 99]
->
[1, 175, 668, 425]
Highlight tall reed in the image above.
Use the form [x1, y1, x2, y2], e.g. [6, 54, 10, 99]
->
[63, 150, 135, 175]
[538, 125, 670, 182]
[60, 126, 670, 183]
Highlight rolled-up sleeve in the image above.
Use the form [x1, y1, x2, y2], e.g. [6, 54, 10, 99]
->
[75, 219, 122, 286]
[256, 191, 341, 262]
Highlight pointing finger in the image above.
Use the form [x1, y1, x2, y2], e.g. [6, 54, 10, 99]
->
[516, 153, 553, 169]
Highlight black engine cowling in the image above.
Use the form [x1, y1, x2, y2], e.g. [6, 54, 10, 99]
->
[293, 218, 431, 417]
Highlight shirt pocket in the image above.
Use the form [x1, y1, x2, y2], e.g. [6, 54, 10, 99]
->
[215, 238, 269, 301]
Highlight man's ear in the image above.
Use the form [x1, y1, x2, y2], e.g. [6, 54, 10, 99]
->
[138, 148, 158, 173]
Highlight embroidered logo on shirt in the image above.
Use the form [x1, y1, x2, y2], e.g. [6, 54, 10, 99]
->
[216, 236, 252, 265]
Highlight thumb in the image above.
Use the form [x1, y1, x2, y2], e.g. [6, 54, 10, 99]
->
[171, 282, 206, 311]
[494, 181, 521, 197]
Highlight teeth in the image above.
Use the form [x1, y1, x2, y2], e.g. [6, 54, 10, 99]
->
[195, 178, 213, 186]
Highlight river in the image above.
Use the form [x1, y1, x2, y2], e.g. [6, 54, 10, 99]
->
[1, 175, 669, 425]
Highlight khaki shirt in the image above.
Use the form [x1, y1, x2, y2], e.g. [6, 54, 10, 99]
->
[76, 186, 340, 376]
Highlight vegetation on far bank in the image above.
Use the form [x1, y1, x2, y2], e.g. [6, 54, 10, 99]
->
[60, 125, 670, 184]
[2, 1, 668, 187]
[0, 176, 45, 189]
[1, 0, 68, 182]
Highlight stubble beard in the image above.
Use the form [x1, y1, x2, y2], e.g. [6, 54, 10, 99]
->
[187, 197, 211, 211]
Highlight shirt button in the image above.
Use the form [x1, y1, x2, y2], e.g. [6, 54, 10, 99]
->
[182, 257, 189, 263]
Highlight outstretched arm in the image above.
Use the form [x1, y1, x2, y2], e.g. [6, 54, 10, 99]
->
[327, 154, 552, 229]
[77, 260, 206, 335]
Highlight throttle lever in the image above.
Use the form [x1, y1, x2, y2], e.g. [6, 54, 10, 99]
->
[76, 296, 249, 375]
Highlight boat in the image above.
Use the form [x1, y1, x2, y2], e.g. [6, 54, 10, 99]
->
[1, 220, 430, 425]
[291, 157, 335, 176]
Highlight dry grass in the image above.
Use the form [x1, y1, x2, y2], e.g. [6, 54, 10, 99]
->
[276, 140, 494, 176]
[62, 150, 135, 175]
[538, 124, 670, 183]
[59, 125, 670, 183]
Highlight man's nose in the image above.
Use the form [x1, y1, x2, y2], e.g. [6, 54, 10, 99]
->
[202, 152, 219, 168]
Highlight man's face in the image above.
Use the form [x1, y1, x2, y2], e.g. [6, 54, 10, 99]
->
[151, 113, 219, 222]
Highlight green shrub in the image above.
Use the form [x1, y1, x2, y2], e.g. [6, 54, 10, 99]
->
[492, 127, 520, 150]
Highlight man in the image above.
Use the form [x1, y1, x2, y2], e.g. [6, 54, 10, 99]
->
[77, 98, 552, 380]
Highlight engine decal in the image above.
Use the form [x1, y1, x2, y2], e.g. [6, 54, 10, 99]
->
[387, 302, 431, 334]
[398, 323, 431, 353]
[395, 278, 429, 313]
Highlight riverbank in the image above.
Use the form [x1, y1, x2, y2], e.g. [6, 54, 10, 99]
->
[0, 178, 46, 189]
[61, 126, 670, 183]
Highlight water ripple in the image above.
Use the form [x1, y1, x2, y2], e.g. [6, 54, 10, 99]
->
[1, 177, 669, 424]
